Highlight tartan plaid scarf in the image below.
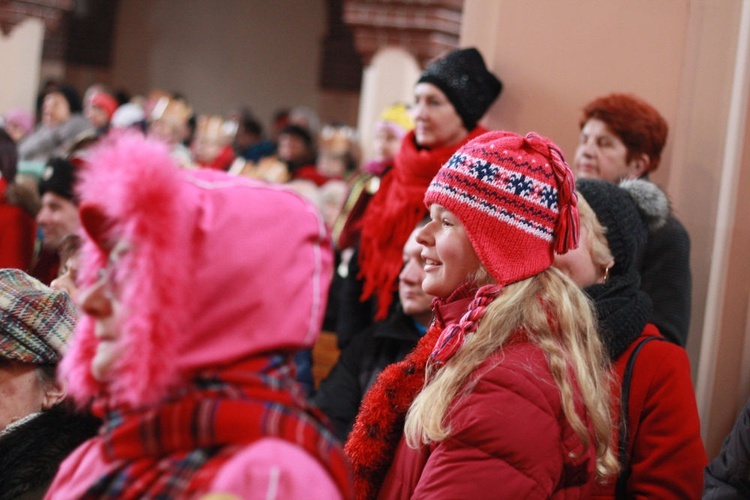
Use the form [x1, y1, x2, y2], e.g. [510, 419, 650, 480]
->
[82, 354, 352, 499]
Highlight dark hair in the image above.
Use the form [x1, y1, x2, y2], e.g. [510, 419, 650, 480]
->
[579, 93, 668, 173]
[0, 128, 18, 182]
[241, 115, 264, 138]
[36, 364, 58, 386]
[58, 233, 82, 265]
[49, 85, 83, 114]
[279, 124, 313, 149]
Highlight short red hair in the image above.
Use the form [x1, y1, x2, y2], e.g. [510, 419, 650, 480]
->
[579, 93, 668, 173]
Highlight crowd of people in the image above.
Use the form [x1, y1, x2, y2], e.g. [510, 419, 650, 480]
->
[0, 45, 740, 498]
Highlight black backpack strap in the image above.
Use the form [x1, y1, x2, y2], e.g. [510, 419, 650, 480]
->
[615, 336, 664, 499]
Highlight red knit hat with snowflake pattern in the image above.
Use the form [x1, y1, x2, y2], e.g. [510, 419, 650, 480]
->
[424, 130, 579, 288]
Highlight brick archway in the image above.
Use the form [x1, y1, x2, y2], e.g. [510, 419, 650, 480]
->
[0, 0, 74, 37]
[342, 0, 464, 68]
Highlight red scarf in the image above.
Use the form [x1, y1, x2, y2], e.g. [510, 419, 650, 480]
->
[357, 127, 488, 319]
[345, 285, 475, 499]
[82, 355, 352, 498]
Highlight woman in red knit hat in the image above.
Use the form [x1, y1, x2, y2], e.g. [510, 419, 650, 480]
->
[346, 131, 617, 499]
[338, 47, 503, 348]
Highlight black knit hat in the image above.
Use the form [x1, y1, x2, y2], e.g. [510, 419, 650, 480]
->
[39, 157, 77, 202]
[417, 47, 503, 131]
[576, 178, 668, 277]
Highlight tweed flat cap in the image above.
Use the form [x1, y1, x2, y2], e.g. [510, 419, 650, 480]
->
[0, 269, 76, 364]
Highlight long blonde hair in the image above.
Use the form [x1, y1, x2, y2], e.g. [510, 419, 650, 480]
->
[403, 267, 619, 480]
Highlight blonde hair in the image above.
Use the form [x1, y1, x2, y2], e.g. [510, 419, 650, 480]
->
[577, 196, 613, 268]
[403, 267, 619, 480]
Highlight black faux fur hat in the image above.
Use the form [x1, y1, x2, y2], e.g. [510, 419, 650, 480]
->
[417, 47, 503, 131]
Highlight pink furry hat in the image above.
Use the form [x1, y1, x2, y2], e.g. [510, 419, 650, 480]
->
[61, 131, 333, 408]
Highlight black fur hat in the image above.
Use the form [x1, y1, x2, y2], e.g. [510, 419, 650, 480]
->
[417, 47, 503, 131]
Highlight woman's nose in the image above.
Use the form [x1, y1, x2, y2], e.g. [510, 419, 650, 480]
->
[399, 259, 420, 284]
[77, 280, 113, 318]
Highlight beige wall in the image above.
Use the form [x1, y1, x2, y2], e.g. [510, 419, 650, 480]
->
[0, 19, 44, 116]
[462, 0, 750, 457]
[111, 0, 327, 130]
[356, 47, 421, 162]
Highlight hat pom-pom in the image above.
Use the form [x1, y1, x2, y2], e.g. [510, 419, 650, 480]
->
[619, 178, 670, 233]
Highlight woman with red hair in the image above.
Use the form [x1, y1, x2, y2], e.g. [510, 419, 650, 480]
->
[572, 93, 691, 347]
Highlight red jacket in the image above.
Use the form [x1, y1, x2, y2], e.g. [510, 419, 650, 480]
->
[378, 340, 597, 499]
[592, 324, 706, 498]
[0, 181, 36, 271]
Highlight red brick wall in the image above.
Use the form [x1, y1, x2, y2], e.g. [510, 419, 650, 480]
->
[343, 0, 463, 66]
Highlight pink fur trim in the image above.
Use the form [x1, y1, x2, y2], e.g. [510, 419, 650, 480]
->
[62, 131, 191, 407]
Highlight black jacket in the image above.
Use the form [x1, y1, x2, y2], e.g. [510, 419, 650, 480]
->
[704, 397, 750, 499]
[0, 403, 100, 500]
[314, 309, 425, 441]
[640, 214, 692, 346]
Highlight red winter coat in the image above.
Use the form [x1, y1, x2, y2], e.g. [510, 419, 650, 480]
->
[378, 340, 597, 499]
[591, 323, 706, 498]
[0, 180, 36, 271]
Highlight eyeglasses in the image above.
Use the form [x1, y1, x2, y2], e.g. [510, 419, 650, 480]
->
[95, 240, 130, 298]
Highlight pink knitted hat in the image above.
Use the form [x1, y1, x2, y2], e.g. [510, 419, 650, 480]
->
[424, 130, 579, 288]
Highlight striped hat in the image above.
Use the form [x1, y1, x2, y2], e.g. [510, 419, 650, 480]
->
[0, 269, 76, 365]
[424, 131, 579, 287]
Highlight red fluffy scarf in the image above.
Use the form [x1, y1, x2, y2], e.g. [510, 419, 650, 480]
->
[345, 284, 477, 499]
[357, 127, 488, 319]
[81, 355, 352, 498]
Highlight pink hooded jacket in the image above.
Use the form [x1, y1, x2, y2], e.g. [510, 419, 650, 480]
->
[46, 132, 342, 499]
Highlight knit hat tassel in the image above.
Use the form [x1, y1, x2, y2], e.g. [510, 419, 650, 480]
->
[548, 143, 579, 254]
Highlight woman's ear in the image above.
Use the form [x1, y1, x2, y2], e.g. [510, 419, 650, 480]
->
[626, 153, 650, 179]
[601, 258, 615, 284]
[41, 378, 67, 410]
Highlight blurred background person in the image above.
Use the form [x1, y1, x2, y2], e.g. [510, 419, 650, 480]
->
[233, 111, 275, 164]
[277, 123, 328, 186]
[50, 233, 83, 302]
[18, 84, 90, 164]
[2, 108, 35, 143]
[83, 90, 119, 138]
[0, 128, 36, 271]
[32, 157, 80, 284]
[191, 114, 236, 171]
[146, 94, 194, 168]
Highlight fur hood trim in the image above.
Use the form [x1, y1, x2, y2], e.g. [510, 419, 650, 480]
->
[61, 131, 333, 408]
[619, 178, 669, 233]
